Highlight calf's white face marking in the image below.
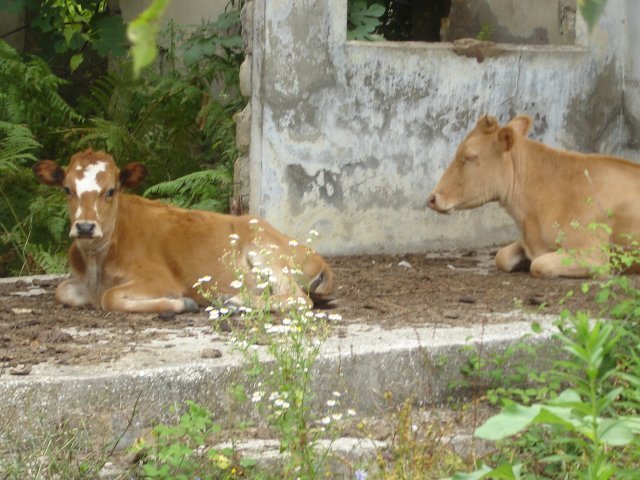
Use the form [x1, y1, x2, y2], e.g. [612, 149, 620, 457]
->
[69, 161, 109, 240]
[75, 162, 107, 196]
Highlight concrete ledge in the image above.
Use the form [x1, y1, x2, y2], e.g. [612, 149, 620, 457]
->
[0, 309, 560, 449]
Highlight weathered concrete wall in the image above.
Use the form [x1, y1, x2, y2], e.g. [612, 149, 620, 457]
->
[241, 0, 635, 256]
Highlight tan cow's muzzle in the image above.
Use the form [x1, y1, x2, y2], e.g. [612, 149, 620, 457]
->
[426, 193, 453, 214]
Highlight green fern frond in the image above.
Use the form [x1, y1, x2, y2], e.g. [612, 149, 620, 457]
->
[0, 121, 40, 178]
[28, 192, 69, 241]
[25, 244, 68, 274]
[75, 117, 146, 159]
[0, 40, 81, 128]
[143, 167, 232, 211]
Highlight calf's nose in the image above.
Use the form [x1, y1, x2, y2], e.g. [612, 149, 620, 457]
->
[76, 222, 96, 236]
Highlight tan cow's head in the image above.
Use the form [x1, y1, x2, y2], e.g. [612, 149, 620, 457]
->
[33, 149, 147, 243]
[427, 114, 532, 213]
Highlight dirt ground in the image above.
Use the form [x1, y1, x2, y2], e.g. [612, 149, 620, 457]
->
[0, 250, 596, 372]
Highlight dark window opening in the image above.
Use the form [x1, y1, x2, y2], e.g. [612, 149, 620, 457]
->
[377, 0, 452, 42]
[348, 0, 577, 46]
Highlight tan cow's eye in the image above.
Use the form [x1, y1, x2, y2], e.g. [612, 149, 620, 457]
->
[62, 186, 71, 195]
[464, 155, 478, 163]
[106, 188, 116, 198]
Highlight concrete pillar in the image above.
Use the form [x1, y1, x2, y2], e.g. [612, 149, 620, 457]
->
[622, 0, 640, 153]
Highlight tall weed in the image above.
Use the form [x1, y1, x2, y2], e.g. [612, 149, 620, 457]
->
[452, 241, 640, 480]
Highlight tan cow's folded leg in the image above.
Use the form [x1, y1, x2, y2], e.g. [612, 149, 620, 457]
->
[495, 240, 531, 272]
[530, 250, 605, 278]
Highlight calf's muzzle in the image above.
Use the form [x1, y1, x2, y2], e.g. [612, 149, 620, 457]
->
[73, 221, 98, 238]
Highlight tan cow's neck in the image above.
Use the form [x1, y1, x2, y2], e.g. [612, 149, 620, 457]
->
[503, 138, 578, 228]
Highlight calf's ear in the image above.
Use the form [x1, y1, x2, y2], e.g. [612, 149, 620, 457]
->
[33, 160, 65, 187]
[498, 126, 516, 151]
[507, 115, 532, 136]
[119, 162, 148, 189]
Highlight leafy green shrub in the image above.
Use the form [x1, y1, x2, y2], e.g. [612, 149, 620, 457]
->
[131, 401, 253, 480]
[2, 0, 127, 73]
[347, 0, 386, 40]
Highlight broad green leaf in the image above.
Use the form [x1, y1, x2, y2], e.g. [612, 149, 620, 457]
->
[69, 53, 83, 71]
[475, 403, 542, 440]
[214, 10, 241, 30]
[127, 0, 170, 77]
[451, 463, 522, 480]
[550, 388, 582, 404]
[476, 390, 583, 440]
[598, 419, 635, 446]
[63, 25, 75, 45]
[450, 464, 496, 480]
[218, 36, 244, 50]
[578, 0, 608, 31]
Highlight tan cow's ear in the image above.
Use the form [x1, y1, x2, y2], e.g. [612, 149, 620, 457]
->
[33, 160, 65, 187]
[498, 127, 515, 151]
[507, 116, 532, 136]
[119, 162, 148, 189]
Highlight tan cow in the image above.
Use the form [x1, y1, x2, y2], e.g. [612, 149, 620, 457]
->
[33, 149, 334, 313]
[427, 114, 640, 278]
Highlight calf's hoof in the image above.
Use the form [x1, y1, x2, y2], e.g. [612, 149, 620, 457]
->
[182, 297, 200, 313]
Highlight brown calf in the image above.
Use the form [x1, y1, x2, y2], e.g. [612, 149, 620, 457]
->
[33, 149, 333, 313]
[428, 114, 640, 278]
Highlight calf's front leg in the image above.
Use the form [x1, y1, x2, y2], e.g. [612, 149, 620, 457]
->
[101, 280, 199, 313]
[56, 277, 92, 307]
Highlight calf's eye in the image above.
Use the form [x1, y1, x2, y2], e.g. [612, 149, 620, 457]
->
[63, 187, 71, 195]
[106, 188, 116, 198]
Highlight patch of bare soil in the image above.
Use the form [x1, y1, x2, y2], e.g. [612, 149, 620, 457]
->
[0, 250, 595, 370]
